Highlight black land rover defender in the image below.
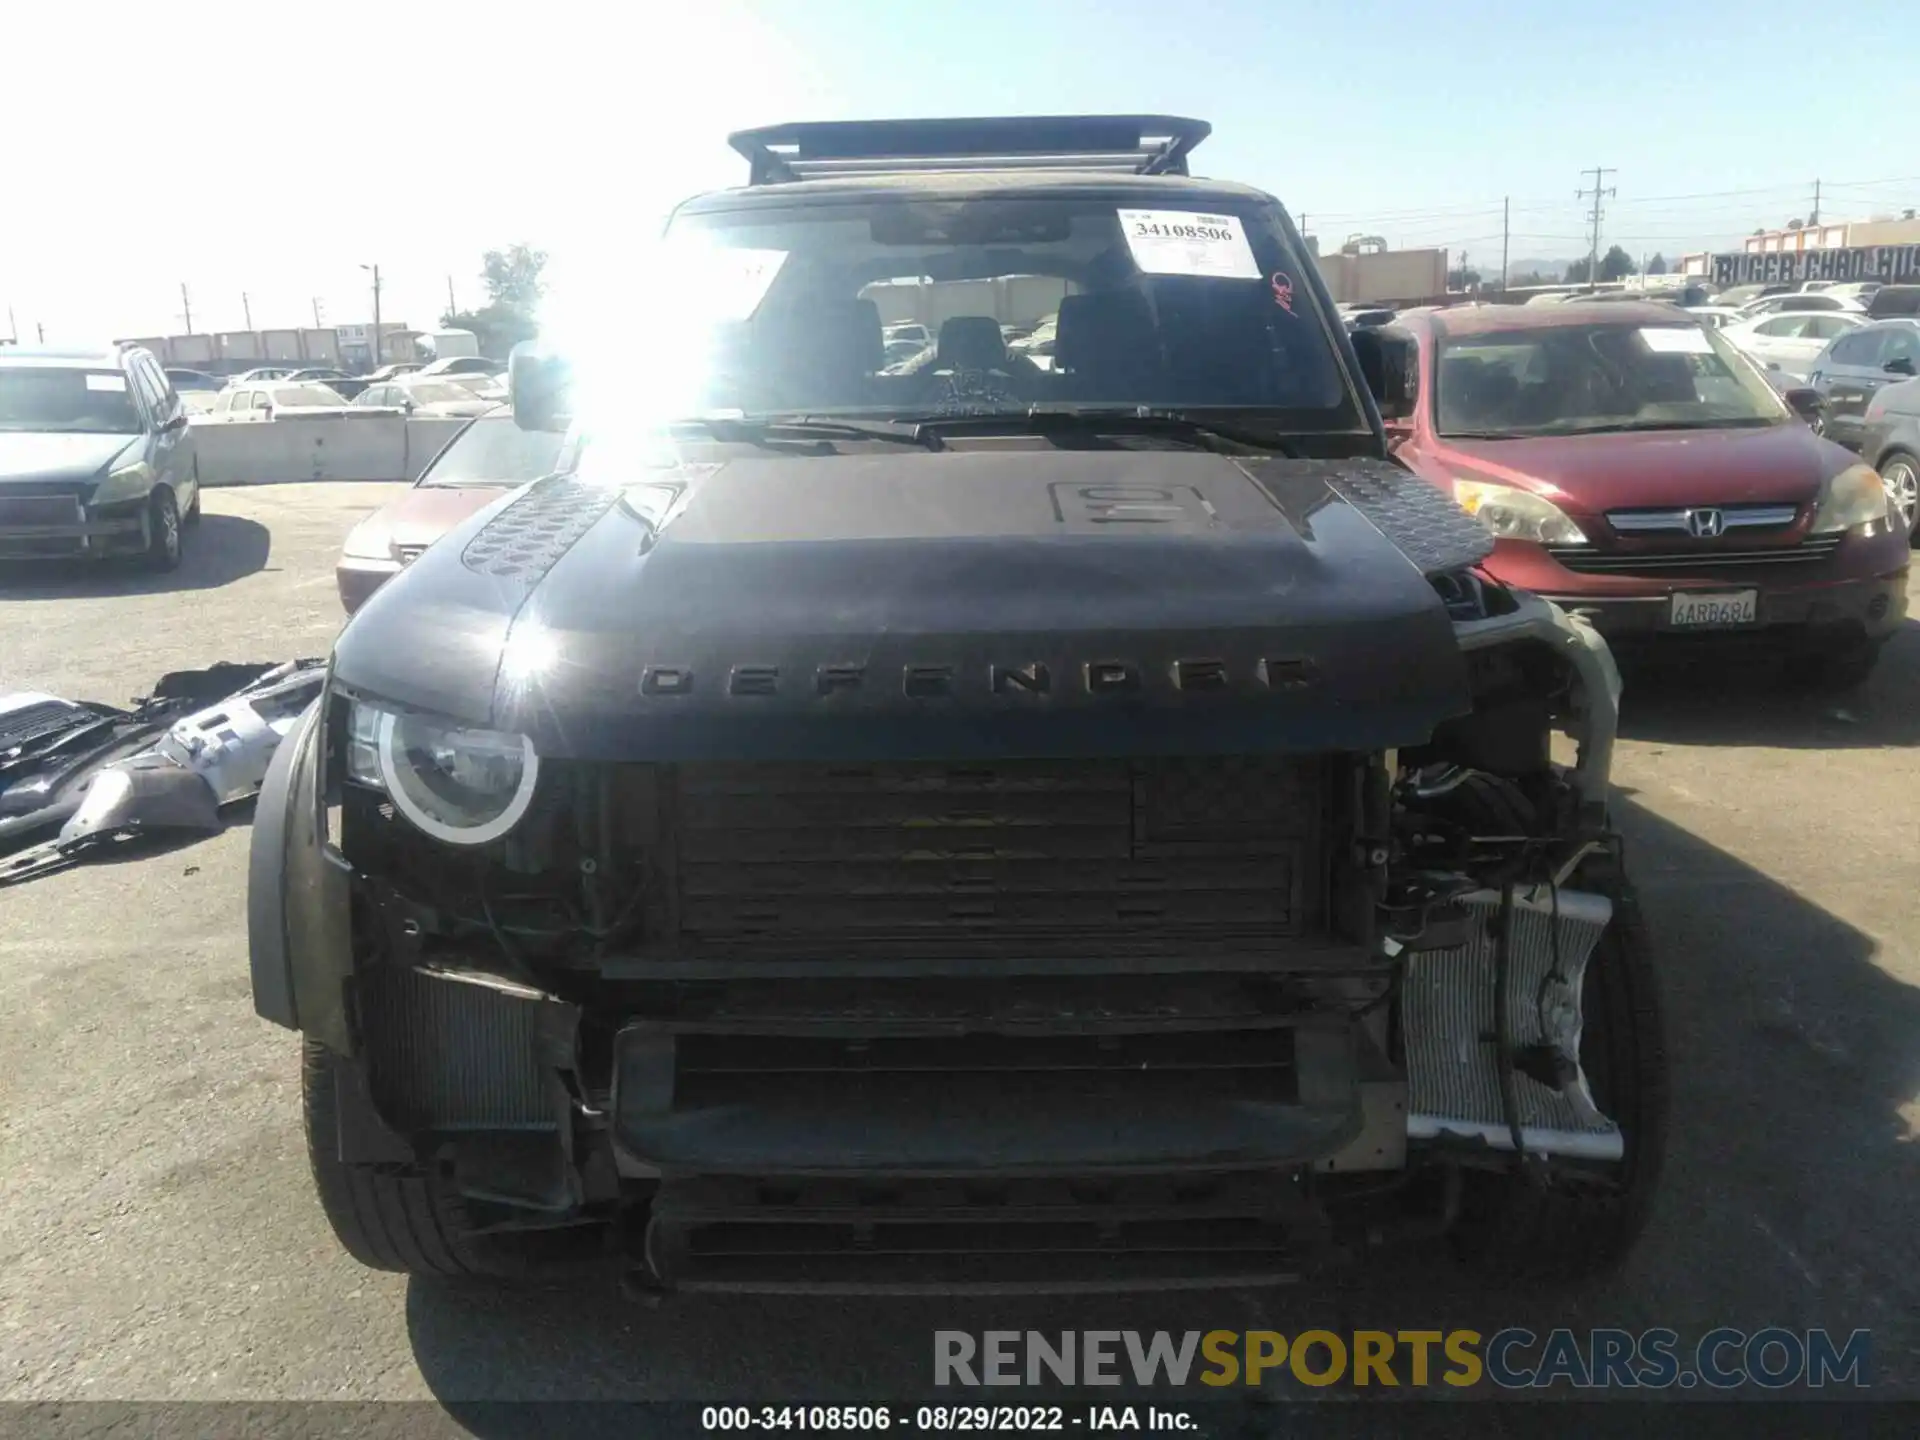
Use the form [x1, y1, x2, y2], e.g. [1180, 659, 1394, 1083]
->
[250, 116, 1666, 1293]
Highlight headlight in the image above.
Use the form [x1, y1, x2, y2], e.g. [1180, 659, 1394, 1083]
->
[1810, 463, 1892, 534]
[1452, 479, 1589, 545]
[93, 461, 154, 506]
[345, 699, 539, 845]
[339, 521, 395, 562]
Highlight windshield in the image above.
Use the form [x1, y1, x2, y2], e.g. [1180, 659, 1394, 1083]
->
[1435, 322, 1788, 437]
[421, 416, 565, 486]
[558, 194, 1359, 431]
[0, 368, 143, 434]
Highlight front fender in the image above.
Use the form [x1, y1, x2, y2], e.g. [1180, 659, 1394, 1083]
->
[247, 694, 355, 1050]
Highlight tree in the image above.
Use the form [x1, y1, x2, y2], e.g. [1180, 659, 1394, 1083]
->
[1599, 245, 1636, 282]
[482, 243, 548, 309]
[439, 243, 549, 358]
[1447, 265, 1482, 290]
[1564, 257, 1593, 283]
[1647, 253, 1668, 275]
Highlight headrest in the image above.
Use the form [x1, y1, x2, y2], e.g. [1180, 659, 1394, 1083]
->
[936, 316, 1008, 370]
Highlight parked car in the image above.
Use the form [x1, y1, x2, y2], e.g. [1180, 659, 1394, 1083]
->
[1866, 285, 1920, 320]
[225, 366, 299, 387]
[882, 321, 931, 349]
[415, 355, 506, 379]
[257, 112, 1664, 1295]
[1720, 310, 1866, 381]
[163, 367, 222, 392]
[1804, 319, 1920, 451]
[1684, 305, 1746, 330]
[285, 367, 370, 400]
[1385, 302, 1909, 687]
[202, 383, 350, 420]
[351, 378, 496, 418]
[363, 362, 425, 383]
[1710, 283, 1794, 310]
[1859, 375, 1920, 540]
[1737, 293, 1865, 318]
[0, 344, 198, 570]
[444, 374, 510, 403]
[335, 409, 571, 612]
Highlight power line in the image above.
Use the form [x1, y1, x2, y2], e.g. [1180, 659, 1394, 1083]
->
[1577, 166, 1618, 284]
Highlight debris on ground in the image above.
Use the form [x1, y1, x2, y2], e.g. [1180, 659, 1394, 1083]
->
[0, 659, 323, 886]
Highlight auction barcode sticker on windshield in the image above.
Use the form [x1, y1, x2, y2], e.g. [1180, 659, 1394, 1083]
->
[85, 373, 128, 391]
[1639, 327, 1713, 354]
[1117, 210, 1261, 279]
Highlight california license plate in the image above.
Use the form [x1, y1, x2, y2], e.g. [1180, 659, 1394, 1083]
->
[1668, 590, 1757, 627]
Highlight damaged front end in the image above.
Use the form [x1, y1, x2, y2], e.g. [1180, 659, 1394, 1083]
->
[256, 576, 1658, 1294]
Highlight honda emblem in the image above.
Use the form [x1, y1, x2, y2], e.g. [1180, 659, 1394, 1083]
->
[1684, 508, 1725, 539]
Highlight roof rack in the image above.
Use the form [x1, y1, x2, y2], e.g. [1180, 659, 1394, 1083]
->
[728, 115, 1211, 186]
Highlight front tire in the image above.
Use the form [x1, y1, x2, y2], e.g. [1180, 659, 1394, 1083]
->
[1450, 872, 1670, 1284]
[302, 1040, 479, 1278]
[1880, 452, 1918, 543]
[141, 488, 183, 572]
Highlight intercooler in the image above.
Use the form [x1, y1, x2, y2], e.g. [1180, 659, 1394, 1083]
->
[1402, 886, 1622, 1160]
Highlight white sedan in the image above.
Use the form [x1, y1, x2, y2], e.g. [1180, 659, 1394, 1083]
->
[1719, 311, 1867, 381]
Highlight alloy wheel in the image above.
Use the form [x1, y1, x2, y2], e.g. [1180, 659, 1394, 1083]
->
[1884, 458, 1919, 538]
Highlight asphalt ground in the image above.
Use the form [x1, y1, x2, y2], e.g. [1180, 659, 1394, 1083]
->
[0, 484, 1916, 1415]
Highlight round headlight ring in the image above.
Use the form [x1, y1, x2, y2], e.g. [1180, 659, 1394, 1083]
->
[374, 711, 540, 845]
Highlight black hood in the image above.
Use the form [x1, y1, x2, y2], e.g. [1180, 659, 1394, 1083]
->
[332, 451, 1490, 760]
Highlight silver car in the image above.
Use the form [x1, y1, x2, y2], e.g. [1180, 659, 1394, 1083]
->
[1858, 372, 1920, 542]
[1806, 318, 1920, 451]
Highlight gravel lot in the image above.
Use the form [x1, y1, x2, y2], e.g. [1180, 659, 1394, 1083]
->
[1, 484, 1916, 1411]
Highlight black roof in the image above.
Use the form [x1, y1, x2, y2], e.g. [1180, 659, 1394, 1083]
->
[727, 114, 1211, 186]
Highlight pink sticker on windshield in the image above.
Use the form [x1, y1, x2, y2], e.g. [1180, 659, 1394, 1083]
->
[1270, 271, 1295, 313]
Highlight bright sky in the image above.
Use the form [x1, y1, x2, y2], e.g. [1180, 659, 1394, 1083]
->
[6, 0, 1916, 344]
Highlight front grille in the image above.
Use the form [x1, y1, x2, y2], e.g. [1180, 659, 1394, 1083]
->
[1547, 533, 1841, 573]
[1605, 503, 1799, 535]
[667, 757, 1324, 957]
[645, 1172, 1313, 1292]
[394, 543, 427, 565]
[0, 699, 94, 750]
[0, 495, 82, 528]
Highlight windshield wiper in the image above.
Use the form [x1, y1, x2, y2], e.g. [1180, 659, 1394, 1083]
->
[901, 406, 1298, 457]
[669, 415, 945, 451]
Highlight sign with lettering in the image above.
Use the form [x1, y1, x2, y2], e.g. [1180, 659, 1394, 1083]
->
[1710, 244, 1920, 287]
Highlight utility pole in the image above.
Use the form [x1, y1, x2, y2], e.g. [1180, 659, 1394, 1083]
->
[1577, 167, 1617, 289]
[242, 292, 253, 330]
[37, 321, 46, 343]
[312, 297, 325, 328]
[361, 263, 382, 367]
[180, 282, 194, 333]
[1810, 178, 1821, 227]
[6, 306, 15, 343]
[1501, 196, 1510, 289]
[446, 274, 458, 321]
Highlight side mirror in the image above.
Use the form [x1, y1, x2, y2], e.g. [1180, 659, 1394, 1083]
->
[509, 342, 573, 432]
[1349, 326, 1418, 423]
[1781, 387, 1824, 424]
[159, 412, 189, 433]
[1884, 356, 1916, 377]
